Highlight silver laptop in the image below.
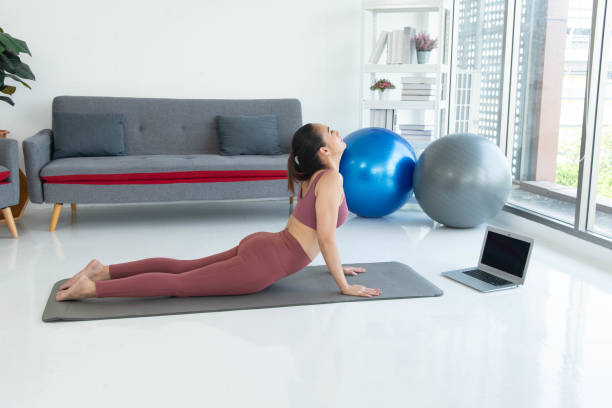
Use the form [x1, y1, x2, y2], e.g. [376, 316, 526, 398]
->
[442, 226, 534, 292]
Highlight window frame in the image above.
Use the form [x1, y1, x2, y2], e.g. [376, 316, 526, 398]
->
[471, 0, 612, 249]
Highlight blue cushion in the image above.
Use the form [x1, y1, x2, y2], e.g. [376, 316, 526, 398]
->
[216, 114, 282, 155]
[52, 112, 125, 160]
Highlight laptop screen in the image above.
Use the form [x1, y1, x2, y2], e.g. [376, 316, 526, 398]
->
[481, 231, 531, 278]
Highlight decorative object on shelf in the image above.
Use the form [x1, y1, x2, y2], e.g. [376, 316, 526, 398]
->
[0, 27, 36, 106]
[339, 127, 416, 218]
[370, 78, 395, 100]
[413, 32, 438, 64]
[413, 133, 511, 228]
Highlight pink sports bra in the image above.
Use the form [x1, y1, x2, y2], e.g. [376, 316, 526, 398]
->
[292, 169, 349, 230]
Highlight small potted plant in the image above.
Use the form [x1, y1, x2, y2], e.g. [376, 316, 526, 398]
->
[370, 78, 395, 100]
[0, 27, 35, 106]
[413, 32, 438, 64]
[0, 27, 35, 221]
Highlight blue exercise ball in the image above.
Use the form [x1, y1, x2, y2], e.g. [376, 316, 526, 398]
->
[339, 127, 416, 217]
[413, 133, 511, 228]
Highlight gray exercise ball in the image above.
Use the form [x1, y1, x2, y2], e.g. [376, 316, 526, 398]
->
[413, 133, 511, 228]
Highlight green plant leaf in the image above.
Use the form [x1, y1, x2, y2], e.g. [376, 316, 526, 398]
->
[1, 85, 16, 95]
[0, 51, 35, 80]
[0, 33, 31, 56]
[0, 95, 15, 105]
[4, 72, 31, 89]
[0, 43, 4, 54]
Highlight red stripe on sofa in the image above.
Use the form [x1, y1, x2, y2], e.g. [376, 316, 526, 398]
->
[0, 170, 9, 182]
[42, 176, 288, 185]
[41, 170, 288, 183]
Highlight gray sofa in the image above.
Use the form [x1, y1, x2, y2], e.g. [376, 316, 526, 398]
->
[23, 96, 302, 231]
[0, 137, 19, 238]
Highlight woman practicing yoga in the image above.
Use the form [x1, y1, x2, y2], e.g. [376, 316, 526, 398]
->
[56, 123, 382, 301]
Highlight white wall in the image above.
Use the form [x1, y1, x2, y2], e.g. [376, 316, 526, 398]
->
[1, 0, 362, 165]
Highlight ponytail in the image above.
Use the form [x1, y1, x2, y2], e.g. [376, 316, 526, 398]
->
[287, 123, 326, 194]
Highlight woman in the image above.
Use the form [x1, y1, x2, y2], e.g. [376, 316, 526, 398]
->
[56, 123, 383, 301]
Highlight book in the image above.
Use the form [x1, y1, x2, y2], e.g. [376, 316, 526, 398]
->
[400, 131, 432, 136]
[386, 31, 393, 64]
[400, 128, 432, 134]
[401, 133, 432, 138]
[401, 128, 432, 133]
[384, 28, 419, 64]
[402, 27, 417, 64]
[402, 84, 434, 90]
[368, 31, 389, 64]
[370, 109, 383, 126]
[401, 91, 435, 96]
[401, 76, 437, 84]
[370, 109, 395, 130]
[399, 124, 432, 130]
[392, 30, 402, 63]
[403, 139, 431, 147]
[401, 95, 436, 101]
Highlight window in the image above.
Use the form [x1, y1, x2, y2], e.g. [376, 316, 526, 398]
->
[506, 0, 593, 226]
[451, 0, 506, 144]
[450, 0, 611, 246]
[590, 5, 612, 238]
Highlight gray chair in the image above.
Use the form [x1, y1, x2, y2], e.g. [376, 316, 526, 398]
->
[0, 138, 19, 238]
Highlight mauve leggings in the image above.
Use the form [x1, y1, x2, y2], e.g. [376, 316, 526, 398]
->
[94, 229, 312, 298]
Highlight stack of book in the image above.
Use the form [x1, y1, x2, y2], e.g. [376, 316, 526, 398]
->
[370, 109, 396, 130]
[400, 124, 432, 152]
[401, 77, 436, 101]
[367, 27, 418, 64]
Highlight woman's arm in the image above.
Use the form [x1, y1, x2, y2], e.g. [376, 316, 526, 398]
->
[315, 171, 350, 292]
[315, 171, 382, 298]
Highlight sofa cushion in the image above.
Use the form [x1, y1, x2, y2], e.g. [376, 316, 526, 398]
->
[52, 112, 125, 160]
[53, 96, 302, 155]
[40, 154, 289, 184]
[0, 165, 9, 185]
[217, 114, 282, 156]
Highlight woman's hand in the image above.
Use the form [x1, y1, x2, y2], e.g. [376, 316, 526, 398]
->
[341, 284, 382, 298]
[342, 265, 366, 276]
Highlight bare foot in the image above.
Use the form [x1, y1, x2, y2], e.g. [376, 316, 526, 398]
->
[59, 259, 108, 291]
[56, 275, 96, 301]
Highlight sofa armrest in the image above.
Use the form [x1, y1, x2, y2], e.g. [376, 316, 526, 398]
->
[0, 138, 19, 205]
[23, 129, 53, 203]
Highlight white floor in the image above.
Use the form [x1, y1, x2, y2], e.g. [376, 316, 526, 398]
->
[1, 199, 611, 408]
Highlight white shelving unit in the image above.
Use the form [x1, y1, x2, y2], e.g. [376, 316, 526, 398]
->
[360, 0, 454, 149]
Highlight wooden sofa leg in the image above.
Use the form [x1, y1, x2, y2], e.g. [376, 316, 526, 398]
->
[71, 203, 77, 212]
[1, 208, 18, 238]
[50, 203, 63, 232]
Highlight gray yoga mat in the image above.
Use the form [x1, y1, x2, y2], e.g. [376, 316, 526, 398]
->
[42, 261, 443, 322]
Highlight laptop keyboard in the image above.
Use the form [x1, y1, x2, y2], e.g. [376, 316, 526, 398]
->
[463, 269, 512, 286]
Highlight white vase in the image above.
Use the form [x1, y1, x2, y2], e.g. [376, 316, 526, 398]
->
[417, 50, 431, 64]
[379, 91, 390, 101]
